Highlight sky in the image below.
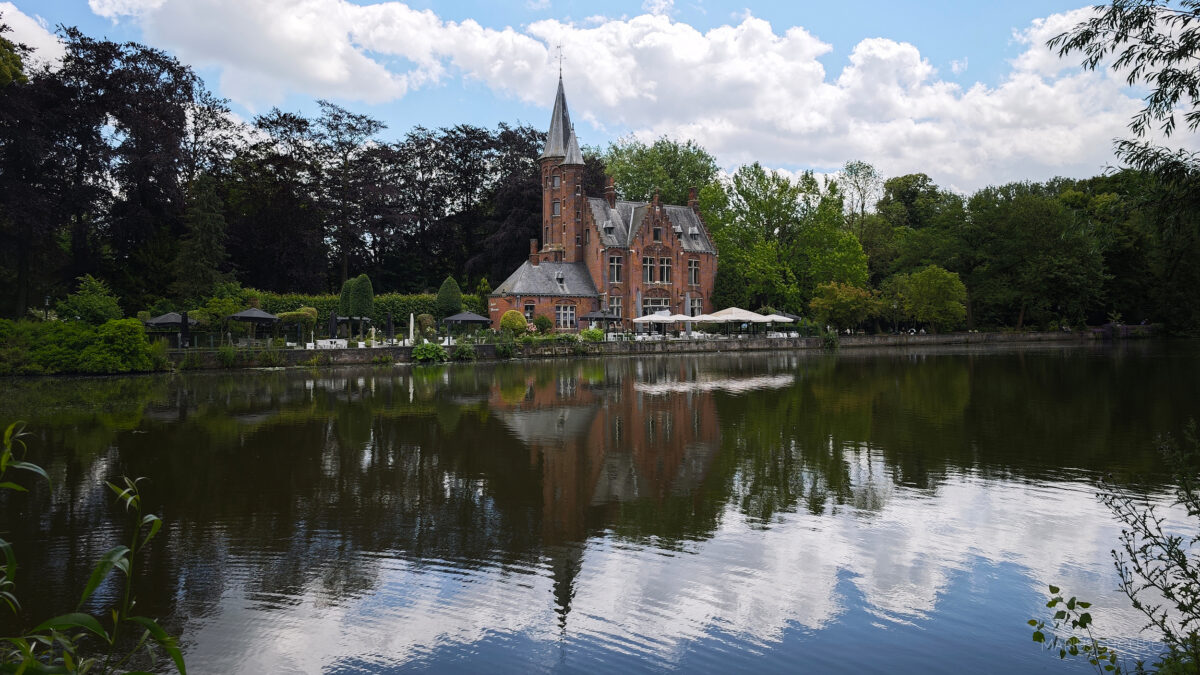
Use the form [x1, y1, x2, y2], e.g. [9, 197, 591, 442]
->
[1, 0, 1184, 193]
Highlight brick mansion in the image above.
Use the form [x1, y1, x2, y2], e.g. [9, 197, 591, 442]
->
[487, 77, 718, 331]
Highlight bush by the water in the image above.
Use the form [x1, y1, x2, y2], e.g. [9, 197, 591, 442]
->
[500, 310, 528, 335]
[451, 343, 477, 361]
[0, 319, 167, 375]
[412, 342, 447, 363]
[580, 328, 604, 342]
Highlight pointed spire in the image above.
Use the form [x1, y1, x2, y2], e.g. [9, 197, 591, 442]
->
[563, 124, 584, 165]
[540, 75, 573, 160]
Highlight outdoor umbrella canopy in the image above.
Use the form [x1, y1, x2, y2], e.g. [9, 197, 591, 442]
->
[143, 312, 197, 328]
[762, 314, 795, 323]
[441, 311, 491, 325]
[632, 314, 674, 323]
[707, 307, 774, 323]
[226, 308, 280, 323]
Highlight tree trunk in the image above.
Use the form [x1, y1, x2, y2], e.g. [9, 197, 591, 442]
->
[1016, 303, 1026, 330]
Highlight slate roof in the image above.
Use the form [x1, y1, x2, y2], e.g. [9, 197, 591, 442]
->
[492, 261, 599, 298]
[586, 198, 718, 254]
[540, 77, 573, 160]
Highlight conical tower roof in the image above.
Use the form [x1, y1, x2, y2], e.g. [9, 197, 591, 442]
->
[540, 76, 573, 160]
[562, 125, 584, 166]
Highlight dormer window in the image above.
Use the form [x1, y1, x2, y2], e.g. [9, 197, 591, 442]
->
[653, 227, 662, 241]
[688, 226, 699, 239]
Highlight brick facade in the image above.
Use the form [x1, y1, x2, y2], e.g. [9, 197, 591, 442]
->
[489, 77, 718, 331]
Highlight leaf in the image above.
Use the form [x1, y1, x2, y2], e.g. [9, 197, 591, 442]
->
[32, 612, 109, 640]
[1079, 612, 1092, 627]
[127, 616, 186, 675]
[0, 537, 16, 581]
[8, 461, 49, 487]
[1048, 585, 1060, 594]
[0, 482, 27, 492]
[1078, 601, 1091, 608]
[1067, 597, 1076, 610]
[1033, 631, 1045, 643]
[1027, 619, 1038, 626]
[78, 546, 131, 608]
[140, 514, 162, 545]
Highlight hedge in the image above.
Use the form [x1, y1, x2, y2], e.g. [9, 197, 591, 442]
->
[245, 290, 487, 336]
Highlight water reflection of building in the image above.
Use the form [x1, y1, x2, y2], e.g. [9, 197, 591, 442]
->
[488, 362, 729, 546]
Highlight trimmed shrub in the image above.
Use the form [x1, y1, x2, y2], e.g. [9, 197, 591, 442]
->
[412, 342, 447, 363]
[533, 315, 553, 334]
[435, 276, 463, 318]
[500, 310, 527, 335]
[580, 328, 604, 342]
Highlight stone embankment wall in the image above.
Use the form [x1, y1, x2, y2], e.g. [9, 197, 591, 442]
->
[166, 330, 1104, 370]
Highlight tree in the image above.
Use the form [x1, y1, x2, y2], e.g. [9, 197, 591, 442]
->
[170, 175, 231, 302]
[840, 160, 882, 237]
[0, 19, 27, 87]
[316, 100, 386, 283]
[56, 274, 122, 325]
[603, 136, 719, 204]
[349, 273, 373, 338]
[435, 275, 462, 319]
[337, 275, 357, 328]
[808, 282, 879, 330]
[895, 266, 967, 333]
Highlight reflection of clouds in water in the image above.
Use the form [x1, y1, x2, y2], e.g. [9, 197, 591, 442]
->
[183, 453, 1164, 672]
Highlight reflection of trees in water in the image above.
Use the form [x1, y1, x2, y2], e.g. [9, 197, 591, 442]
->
[0, 345, 1194, 639]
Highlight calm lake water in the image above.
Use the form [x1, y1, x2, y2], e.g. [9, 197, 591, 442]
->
[2, 341, 1199, 673]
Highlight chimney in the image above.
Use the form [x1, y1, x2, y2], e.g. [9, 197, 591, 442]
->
[688, 186, 698, 210]
[529, 238, 539, 266]
[652, 188, 660, 206]
[604, 176, 616, 208]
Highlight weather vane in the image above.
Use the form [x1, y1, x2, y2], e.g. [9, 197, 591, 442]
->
[556, 42, 564, 77]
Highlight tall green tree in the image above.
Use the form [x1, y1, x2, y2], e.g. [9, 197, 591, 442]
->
[0, 18, 27, 87]
[349, 273, 373, 338]
[170, 175, 231, 303]
[894, 265, 967, 333]
[603, 136, 718, 204]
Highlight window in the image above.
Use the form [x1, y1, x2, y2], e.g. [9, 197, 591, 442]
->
[555, 304, 576, 329]
[641, 297, 670, 319]
[688, 259, 700, 285]
[552, 200, 560, 216]
[584, 228, 590, 244]
[608, 297, 622, 319]
[524, 303, 535, 320]
[608, 255, 622, 283]
[659, 258, 672, 284]
[653, 227, 662, 241]
[643, 256, 655, 283]
[553, 174, 560, 188]
[690, 297, 703, 316]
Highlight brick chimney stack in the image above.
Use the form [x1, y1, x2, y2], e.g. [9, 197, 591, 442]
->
[604, 176, 616, 208]
[529, 238, 539, 266]
[688, 186, 698, 211]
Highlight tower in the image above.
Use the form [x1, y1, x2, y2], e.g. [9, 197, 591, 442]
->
[538, 76, 586, 263]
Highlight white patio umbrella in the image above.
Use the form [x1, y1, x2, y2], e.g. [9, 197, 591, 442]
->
[707, 307, 774, 323]
[762, 313, 795, 323]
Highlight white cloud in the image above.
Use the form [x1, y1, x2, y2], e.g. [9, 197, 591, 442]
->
[525, 0, 549, 10]
[84, 0, 1190, 191]
[642, 0, 674, 16]
[0, 2, 65, 65]
[951, 57, 967, 75]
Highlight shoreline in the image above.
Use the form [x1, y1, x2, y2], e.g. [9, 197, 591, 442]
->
[160, 329, 1121, 371]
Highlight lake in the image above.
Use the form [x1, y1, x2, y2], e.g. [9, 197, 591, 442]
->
[1, 341, 1198, 673]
